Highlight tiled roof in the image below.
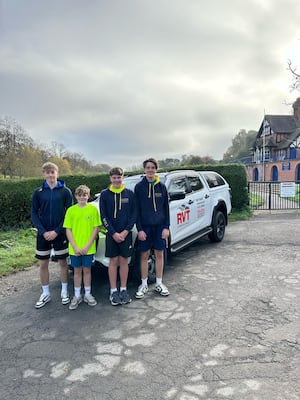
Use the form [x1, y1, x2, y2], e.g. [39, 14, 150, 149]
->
[255, 115, 300, 150]
[258, 115, 300, 137]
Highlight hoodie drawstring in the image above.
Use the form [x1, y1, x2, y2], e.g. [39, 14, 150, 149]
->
[148, 182, 157, 212]
[113, 191, 122, 218]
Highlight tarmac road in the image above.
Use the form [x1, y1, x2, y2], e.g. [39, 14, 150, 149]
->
[1, 212, 300, 400]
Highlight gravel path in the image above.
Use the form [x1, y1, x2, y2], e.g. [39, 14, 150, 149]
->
[0, 262, 60, 298]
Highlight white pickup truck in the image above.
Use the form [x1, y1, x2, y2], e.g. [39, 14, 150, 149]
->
[93, 169, 232, 281]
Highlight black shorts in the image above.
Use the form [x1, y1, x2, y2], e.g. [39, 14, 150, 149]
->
[105, 232, 133, 258]
[35, 233, 69, 260]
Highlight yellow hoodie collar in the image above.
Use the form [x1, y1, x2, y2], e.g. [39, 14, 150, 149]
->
[109, 184, 125, 193]
[146, 175, 160, 185]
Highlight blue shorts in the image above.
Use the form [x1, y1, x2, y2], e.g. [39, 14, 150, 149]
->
[138, 225, 167, 252]
[70, 254, 94, 268]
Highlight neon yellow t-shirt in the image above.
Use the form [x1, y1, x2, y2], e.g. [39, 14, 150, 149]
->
[63, 203, 101, 255]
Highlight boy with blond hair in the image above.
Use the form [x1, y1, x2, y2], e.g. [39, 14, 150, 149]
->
[31, 162, 73, 309]
[63, 185, 101, 310]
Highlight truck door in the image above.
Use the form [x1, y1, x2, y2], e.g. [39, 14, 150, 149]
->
[186, 175, 211, 231]
[168, 175, 193, 245]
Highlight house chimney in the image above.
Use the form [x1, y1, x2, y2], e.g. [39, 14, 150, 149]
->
[293, 97, 300, 120]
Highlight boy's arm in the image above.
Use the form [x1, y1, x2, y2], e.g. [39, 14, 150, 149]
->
[134, 186, 143, 232]
[65, 228, 81, 255]
[99, 192, 116, 236]
[31, 190, 46, 235]
[81, 226, 99, 254]
[125, 190, 136, 232]
[163, 185, 170, 229]
[54, 188, 73, 235]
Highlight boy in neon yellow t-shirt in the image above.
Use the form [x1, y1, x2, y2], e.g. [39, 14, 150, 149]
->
[63, 185, 101, 310]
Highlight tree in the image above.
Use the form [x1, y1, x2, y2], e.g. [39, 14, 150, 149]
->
[158, 158, 181, 168]
[287, 59, 300, 91]
[0, 116, 35, 177]
[222, 129, 257, 163]
[182, 155, 204, 165]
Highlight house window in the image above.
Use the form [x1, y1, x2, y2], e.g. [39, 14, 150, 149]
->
[263, 149, 270, 161]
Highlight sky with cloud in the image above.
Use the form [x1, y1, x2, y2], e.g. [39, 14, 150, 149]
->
[1, 0, 300, 168]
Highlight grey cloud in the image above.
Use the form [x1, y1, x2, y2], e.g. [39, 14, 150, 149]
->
[1, 0, 300, 167]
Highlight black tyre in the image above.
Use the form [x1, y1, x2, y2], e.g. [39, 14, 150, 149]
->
[208, 210, 226, 242]
[131, 248, 155, 283]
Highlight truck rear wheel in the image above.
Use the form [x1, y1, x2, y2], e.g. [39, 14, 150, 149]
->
[208, 210, 226, 242]
[131, 248, 168, 284]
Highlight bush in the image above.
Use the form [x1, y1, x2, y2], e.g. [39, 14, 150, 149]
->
[0, 165, 248, 229]
[0, 174, 110, 229]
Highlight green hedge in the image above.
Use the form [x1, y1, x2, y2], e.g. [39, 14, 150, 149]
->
[0, 164, 248, 230]
[128, 163, 248, 211]
[0, 174, 110, 230]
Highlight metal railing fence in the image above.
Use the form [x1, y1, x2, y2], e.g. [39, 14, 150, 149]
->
[248, 181, 300, 210]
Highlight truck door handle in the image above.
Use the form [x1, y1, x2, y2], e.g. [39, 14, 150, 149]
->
[188, 200, 194, 204]
[204, 194, 210, 199]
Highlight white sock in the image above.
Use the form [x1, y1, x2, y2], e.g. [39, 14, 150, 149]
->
[75, 287, 81, 298]
[156, 278, 162, 286]
[110, 288, 117, 295]
[85, 286, 91, 296]
[42, 285, 50, 295]
[142, 279, 148, 287]
[120, 287, 126, 292]
[61, 282, 68, 293]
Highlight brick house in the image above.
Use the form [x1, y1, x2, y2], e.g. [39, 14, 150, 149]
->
[247, 98, 300, 181]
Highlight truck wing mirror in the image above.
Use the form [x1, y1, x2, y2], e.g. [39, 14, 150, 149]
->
[169, 191, 186, 201]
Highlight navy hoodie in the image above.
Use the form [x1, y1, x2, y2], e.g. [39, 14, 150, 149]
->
[99, 184, 136, 236]
[135, 175, 170, 231]
[31, 180, 73, 235]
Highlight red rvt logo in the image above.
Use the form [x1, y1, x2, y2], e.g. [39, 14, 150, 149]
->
[177, 209, 190, 224]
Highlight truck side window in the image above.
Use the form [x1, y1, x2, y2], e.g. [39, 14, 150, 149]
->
[187, 176, 203, 192]
[203, 172, 225, 188]
[168, 177, 188, 194]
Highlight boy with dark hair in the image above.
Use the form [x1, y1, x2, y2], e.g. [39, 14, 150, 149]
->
[31, 162, 73, 309]
[63, 185, 100, 310]
[134, 157, 170, 299]
[100, 167, 136, 305]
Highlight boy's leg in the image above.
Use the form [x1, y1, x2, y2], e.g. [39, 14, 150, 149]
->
[83, 267, 97, 306]
[135, 250, 150, 299]
[58, 258, 70, 304]
[35, 259, 51, 308]
[154, 249, 169, 296]
[83, 266, 91, 289]
[40, 259, 50, 285]
[108, 257, 119, 290]
[154, 249, 164, 279]
[59, 258, 69, 285]
[69, 267, 83, 310]
[74, 266, 83, 289]
[108, 257, 122, 305]
[119, 256, 132, 304]
[140, 250, 150, 280]
[119, 256, 129, 288]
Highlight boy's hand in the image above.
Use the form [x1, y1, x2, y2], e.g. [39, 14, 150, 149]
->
[43, 231, 57, 241]
[138, 230, 147, 241]
[162, 229, 169, 239]
[112, 232, 124, 243]
[119, 230, 128, 240]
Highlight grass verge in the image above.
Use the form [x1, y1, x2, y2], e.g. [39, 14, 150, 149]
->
[0, 228, 37, 276]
